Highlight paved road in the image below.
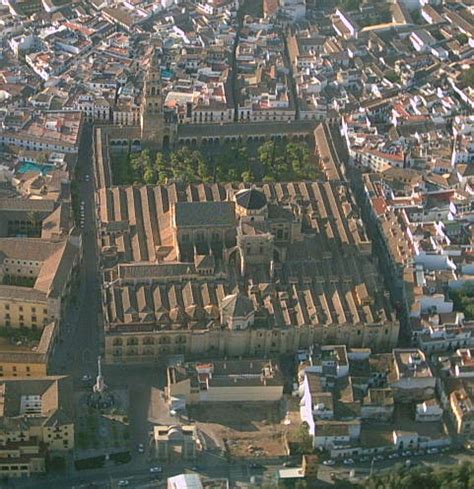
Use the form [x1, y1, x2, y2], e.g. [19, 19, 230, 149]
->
[318, 449, 474, 485]
[50, 122, 101, 380]
[12, 455, 282, 489]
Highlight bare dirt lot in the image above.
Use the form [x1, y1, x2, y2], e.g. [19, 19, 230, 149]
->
[188, 399, 299, 458]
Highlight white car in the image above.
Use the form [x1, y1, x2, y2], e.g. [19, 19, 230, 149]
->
[343, 458, 354, 465]
[322, 460, 335, 466]
[150, 466, 162, 473]
[138, 443, 145, 453]
[118, 481, 129, 487]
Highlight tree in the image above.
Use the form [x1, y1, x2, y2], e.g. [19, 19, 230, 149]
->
[385, 71, 400, 84]
[461, 67, 474, 88]
[143, 166, 156, 184]
[294, 481, 308, 489]
[362, 463, 474, 489]
[450, 284, 474, 320]
[196, 151, 212, 182]
[241, 170, 253, 183]
[456, 33, 468, 45]
[36, 152, 48, 164]
[48, 456, 66, 472]
[214, 143, 249, 182]
[169, 147, 210, 183]
[292, 423, 313, 455]
[258, 141, 277, 173]
[336, 0, 361, 10]
[155, 152, 169, 184]
[286, 142, 314, 179]
[130, 149, 152, 182]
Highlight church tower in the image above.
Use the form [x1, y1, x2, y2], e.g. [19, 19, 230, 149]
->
[140, 49, 176, 148]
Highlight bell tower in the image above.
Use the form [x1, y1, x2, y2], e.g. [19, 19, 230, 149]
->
[140, 49, 176, 148]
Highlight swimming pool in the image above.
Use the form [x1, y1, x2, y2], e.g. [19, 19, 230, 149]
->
[17, 162, 54, 174]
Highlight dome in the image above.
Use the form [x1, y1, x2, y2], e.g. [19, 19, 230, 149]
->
[235, 187, 267, 211]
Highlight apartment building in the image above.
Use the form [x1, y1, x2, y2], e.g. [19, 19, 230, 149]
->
[0, 375, 74, 477]
[450, 385, 474, 437]
[167, 360, 284, 405]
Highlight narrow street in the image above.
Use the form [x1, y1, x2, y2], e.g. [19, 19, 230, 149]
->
[50, 123, 101, 380]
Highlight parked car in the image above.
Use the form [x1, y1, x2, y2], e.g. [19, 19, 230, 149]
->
[81, 374, 92, 385]
[322, 460, 336, 466]
[343, 458, 354, 465]
[118, 481, 129, 487]
[150, 466, 162, 473]
[137, 443, 144, 453]
[249, 463, 263, 469]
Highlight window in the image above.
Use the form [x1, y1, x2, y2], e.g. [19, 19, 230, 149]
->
[5, 305, 9, 311]
[19, 306, 23, 312]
